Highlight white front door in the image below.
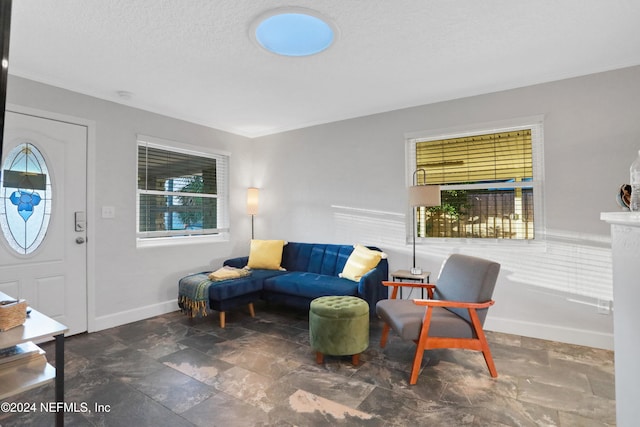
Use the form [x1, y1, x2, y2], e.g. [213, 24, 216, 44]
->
[0, 110, 87, 335]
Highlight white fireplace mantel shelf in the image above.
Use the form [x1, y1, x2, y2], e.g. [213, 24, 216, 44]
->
[600, 211, 640, 226]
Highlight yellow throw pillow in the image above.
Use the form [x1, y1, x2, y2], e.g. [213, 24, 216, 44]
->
[247, 239, 286, 270]
[339, 244, 385, 282]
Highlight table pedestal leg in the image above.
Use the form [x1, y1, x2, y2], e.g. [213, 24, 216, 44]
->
[55, 333, 64, 427]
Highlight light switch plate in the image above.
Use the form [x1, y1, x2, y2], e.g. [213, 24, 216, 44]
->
[102, 206, 115, 219]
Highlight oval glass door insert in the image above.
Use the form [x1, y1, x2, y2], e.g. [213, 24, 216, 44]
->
[0, 142, 52, 255]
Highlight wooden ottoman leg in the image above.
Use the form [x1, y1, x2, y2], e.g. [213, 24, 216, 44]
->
[248, 303, 255, 318]
[352, 354, 360, 366]
[219, 312, 226, 328]
[316, 352, 324, 364]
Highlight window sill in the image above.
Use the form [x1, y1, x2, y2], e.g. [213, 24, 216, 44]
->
[136, 233, 229, 249]
[414, 237, 548, 251]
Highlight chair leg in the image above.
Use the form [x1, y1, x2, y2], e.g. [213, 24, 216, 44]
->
[469, 308, 498, 378]
[380, 323, 390, 348]
[316, 352, 324, 364]
[410, 306, 434, 385]
[219, 311, 226, 328]
[477, 329, 498, 377]
[248, 303, 255, 318]
[482, 348, 498, 378]
[410, 344, 426, 385]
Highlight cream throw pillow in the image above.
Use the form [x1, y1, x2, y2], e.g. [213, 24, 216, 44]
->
[247, 239, 286, 270]
[339, 244, 385, 282]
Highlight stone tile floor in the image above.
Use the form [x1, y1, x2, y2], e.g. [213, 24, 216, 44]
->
[0, 302, 615, 426]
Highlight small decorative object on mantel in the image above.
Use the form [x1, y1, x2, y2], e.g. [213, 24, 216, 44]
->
[0, 299, 28, 332]
[617, 184, 631, 210]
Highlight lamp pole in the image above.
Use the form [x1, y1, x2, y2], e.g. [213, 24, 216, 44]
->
[409, 168, 441, 275]
[247, 187, 259, 240]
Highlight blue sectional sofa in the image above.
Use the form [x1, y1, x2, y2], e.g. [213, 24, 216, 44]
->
[179, 242, 388, 326]
[225, 242, 388, 312]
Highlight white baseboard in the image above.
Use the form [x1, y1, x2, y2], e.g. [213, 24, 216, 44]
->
[485, 316, 614, 350]
[89, 299, 178, 332]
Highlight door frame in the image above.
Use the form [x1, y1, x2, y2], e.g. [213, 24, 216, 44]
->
[5, 103, 97, 333]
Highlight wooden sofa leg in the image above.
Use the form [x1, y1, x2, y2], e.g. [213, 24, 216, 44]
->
[316, 352, 324, 364]
[248, 303, 255, 318]
[219, 311, 226, 328]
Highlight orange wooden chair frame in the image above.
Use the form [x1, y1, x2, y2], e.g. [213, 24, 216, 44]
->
[380, 281, 497, 385]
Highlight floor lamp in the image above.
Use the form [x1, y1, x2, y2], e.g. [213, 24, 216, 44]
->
[408, 169, 440, 275]
[247, 187, 259, 240]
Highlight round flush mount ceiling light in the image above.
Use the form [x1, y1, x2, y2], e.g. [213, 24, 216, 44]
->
[251, 8, 337, 57]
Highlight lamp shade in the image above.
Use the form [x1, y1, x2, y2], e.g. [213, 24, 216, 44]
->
[408, 185, 441, 207]
[247, 187, 259, 215]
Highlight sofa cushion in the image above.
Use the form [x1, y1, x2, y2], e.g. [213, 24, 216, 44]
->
[207, 277, 262, 301]
[245, 269, 288, 282]
[282, 243, 354, 276]
[264, 272, 358, 300]
[208, 269, 285, 301]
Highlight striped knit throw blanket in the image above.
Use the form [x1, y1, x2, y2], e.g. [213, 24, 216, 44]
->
[178, 267, 251, 318]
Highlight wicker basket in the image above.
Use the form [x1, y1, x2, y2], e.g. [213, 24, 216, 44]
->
[0, 300, 27, 332]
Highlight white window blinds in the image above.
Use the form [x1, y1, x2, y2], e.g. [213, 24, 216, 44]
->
[410, 126, 540, 240]
[137, 138, 229, 239]
[416, 130, 533, 185]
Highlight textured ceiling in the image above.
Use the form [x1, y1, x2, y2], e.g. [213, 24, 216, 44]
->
[8, 0, 640, 138]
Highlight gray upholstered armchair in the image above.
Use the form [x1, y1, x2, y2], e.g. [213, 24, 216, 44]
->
[376, 254, 500, 385]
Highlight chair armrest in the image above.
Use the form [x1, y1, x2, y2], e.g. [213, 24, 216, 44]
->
[382, 281, 435, 299]
[412, 299, 495, 309]
[413, 299, 495, 334]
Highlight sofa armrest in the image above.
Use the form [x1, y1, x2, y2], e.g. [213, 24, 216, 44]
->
[224, 256, 249, 269]
[357, 258, 389, 313]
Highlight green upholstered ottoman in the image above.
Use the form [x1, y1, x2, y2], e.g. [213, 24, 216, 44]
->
[309, 296, 369, 365]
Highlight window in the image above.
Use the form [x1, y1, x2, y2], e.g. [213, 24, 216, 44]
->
[137, 136, 229, 242]
[408, 122, 543, 240]
[0, 142, 52, 254]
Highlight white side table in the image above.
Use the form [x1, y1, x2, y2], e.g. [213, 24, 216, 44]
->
[0, 291, 67, 426]
[391, 270, 431, 299]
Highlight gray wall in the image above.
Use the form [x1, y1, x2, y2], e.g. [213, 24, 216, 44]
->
[6, 65, 639, 349]
[6, 76, 255, 330]
[252, 65, 640, 349]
